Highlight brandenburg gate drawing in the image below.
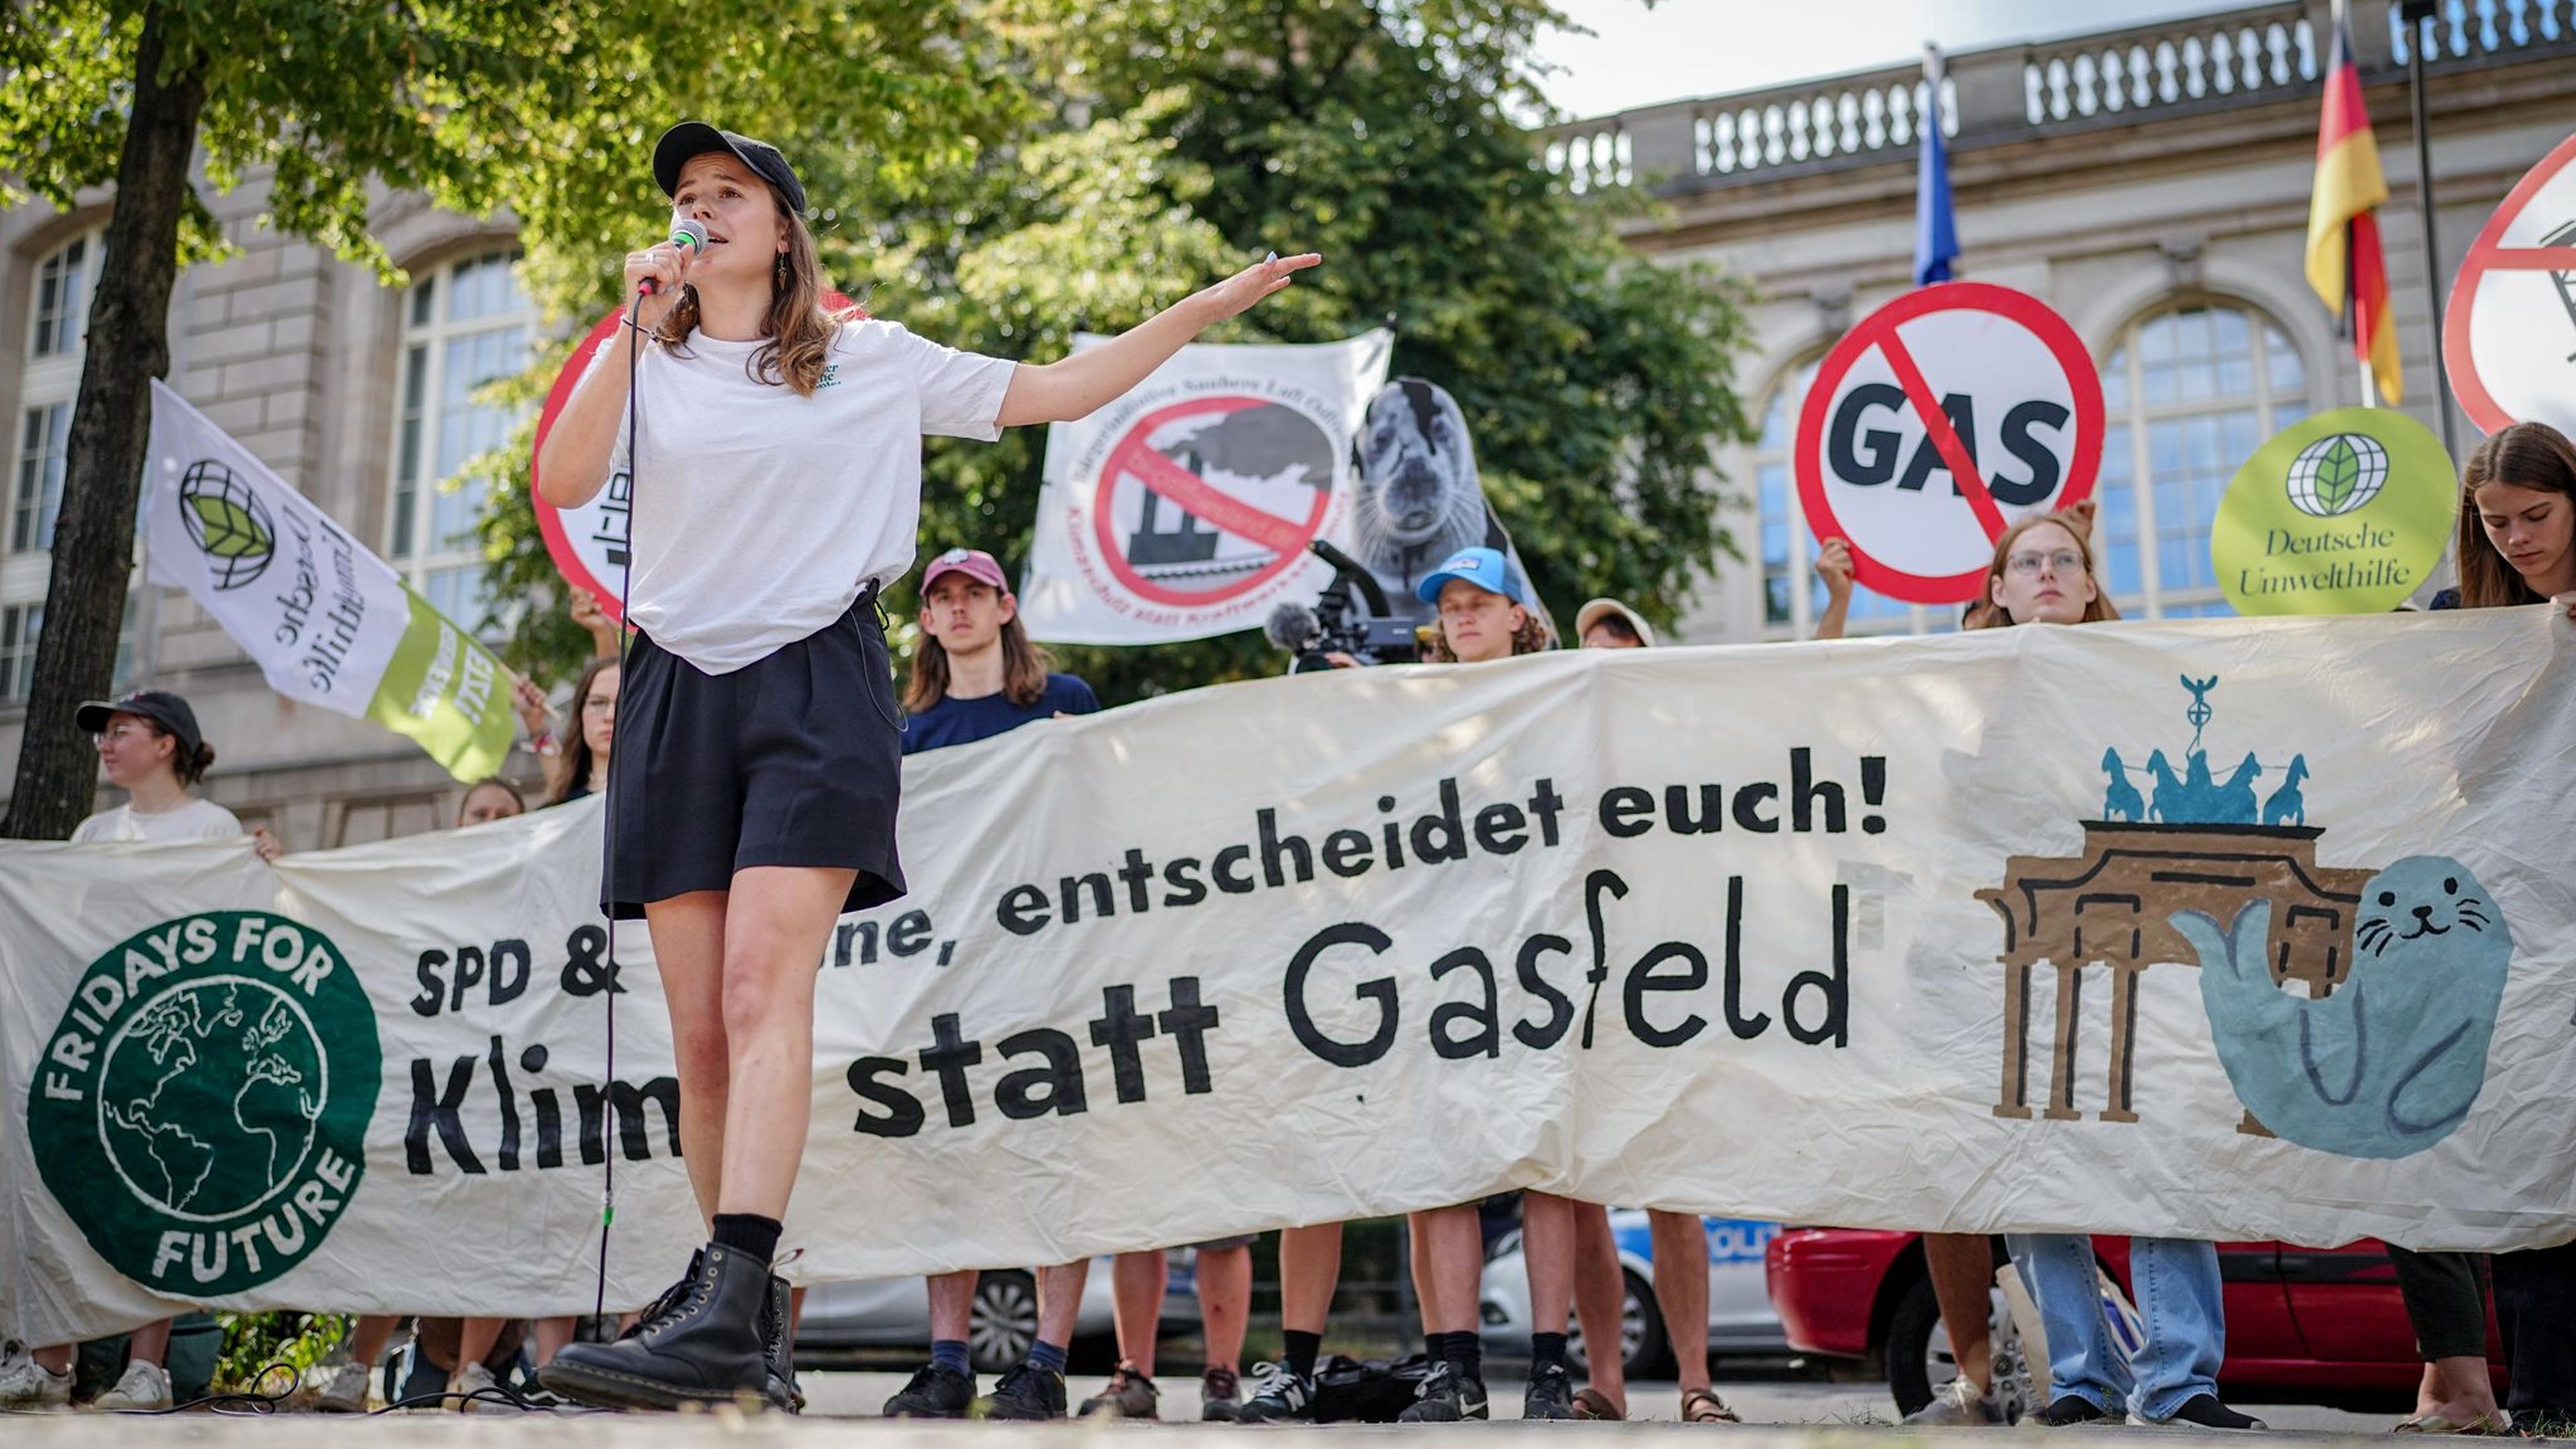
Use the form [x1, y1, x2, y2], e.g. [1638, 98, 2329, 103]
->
[1976, 821, 2374, 1126]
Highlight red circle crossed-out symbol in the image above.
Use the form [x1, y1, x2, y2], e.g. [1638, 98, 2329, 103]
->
[1793, 282, 2102, 604]
[2443, 131, 2576, 435]
[1093, 395, 1334, 608]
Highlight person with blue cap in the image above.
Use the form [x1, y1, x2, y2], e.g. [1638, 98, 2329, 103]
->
[1416, 546, 1547, 664]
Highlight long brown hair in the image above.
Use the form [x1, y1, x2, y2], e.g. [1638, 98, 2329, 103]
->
[902, 597, 1054, 713]
[549, 654, 621, 806]
[1968, 510, 2122, 629]
[651, 186, 855, 396]
[2455, 421, 2575, 609]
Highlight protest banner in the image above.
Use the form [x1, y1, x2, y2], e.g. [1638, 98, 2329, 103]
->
[144, 383, 517, 783]
[1021, 331, 1393, 644]
[6, 610, 2573, 1345]
[2212, 406, 2457, 614]
[1796, 283, 2102, 604]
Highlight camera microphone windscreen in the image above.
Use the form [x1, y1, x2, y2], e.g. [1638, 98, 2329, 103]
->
[1264, 601, 1321, 653]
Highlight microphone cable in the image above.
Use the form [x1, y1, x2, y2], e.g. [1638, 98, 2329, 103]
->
[593, 283, 651, 1322]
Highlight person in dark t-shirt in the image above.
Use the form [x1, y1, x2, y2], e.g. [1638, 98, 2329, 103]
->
[898, 547, 1097, 755]
[883, 547, 1120, 1422]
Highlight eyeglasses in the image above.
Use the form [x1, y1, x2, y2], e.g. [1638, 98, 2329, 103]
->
[93, 722, 160, 744]
[2004, 548, 2085, 578]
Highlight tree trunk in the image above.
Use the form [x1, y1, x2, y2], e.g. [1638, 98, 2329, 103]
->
[2, 4, 207, 839]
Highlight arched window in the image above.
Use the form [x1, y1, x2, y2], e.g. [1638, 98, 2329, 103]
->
[2096, 301, 2308, 617]
[385, 248, 532, 631]
[1752, 355, 1949, 638]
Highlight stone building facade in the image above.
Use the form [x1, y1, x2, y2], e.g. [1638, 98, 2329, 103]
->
[1, 0, 2570, 841]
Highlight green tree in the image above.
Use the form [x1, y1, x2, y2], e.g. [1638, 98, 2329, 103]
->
[482, 0, 1753, 702]
[0, 0, 1010, 837]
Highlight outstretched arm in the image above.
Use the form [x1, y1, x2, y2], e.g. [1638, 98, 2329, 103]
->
[995, 254, 1324, 427]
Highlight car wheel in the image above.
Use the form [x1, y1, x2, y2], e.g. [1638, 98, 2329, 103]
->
[1568, 1269, 1670, 1381]
[969, 1270, 1040, 1375]
[1886, 1267, 2043, 1425]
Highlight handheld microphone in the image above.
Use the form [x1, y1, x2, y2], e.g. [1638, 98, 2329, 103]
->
[638, 215, 709, 296]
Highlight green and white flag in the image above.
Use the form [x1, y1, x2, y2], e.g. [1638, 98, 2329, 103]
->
[143, 381, 516, 782]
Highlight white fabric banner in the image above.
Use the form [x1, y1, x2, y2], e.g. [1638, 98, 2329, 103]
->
[1020, 331, 1393, 644]
[6, 609, 2574, 1344]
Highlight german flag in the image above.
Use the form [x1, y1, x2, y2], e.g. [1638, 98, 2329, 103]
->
[2304, 0, 2402, 402]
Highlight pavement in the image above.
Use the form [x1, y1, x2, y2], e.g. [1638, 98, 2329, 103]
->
[0, 1368, 2406, 1442]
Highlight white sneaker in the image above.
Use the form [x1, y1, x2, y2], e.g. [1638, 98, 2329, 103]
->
[305, 1357, 372, 1413]
[93, 1360, 172, 1411]
[0, 1352, 72, 1408]
[449, 1360, 498, 1411]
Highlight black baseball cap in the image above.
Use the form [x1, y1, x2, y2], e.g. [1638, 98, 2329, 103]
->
[653, 122, 807, 215]
[75, 688, 204, 756]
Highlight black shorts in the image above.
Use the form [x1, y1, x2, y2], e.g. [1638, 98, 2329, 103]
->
[604, 590, 906, 918]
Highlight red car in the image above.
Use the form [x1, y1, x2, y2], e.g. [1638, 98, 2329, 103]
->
[1766, 1230, 2508, 1419]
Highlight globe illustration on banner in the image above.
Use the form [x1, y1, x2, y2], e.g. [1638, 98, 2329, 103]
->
[99, 979, 324, 1220]
[2283, 433, 2390, 518]
[177, 460, 276, 590]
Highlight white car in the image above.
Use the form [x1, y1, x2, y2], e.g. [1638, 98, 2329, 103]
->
[798, 1255, 1200, 1374]
[1479, 1213, 1787, 1377]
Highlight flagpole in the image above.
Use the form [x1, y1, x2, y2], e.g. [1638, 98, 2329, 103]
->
[2397, 0, 2458, 454]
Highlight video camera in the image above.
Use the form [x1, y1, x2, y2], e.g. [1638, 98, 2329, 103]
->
[1265, 540, 1424, 672]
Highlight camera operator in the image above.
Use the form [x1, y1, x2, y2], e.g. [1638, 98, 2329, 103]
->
[1265, 541, 1423, 672]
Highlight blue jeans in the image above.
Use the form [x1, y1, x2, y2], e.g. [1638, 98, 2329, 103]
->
[2006, 1234, 2222, 1421]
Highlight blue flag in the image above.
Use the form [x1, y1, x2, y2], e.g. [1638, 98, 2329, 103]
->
[1914, 44, 1958, 286]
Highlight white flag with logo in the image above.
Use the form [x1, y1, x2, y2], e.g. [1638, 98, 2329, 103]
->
[143, 382, 517, 780]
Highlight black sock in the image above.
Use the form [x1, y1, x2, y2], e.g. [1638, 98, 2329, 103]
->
[710, 1213, 782, 1267]
[1424, 1331, 1444, 1364]
[1445, 1330, 1483, 1383]
[1282, 1330, 1321, 1379]
[1531, 1332, 1567, 1374]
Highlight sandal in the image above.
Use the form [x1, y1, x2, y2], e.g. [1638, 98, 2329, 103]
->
[2397, 1412, 2513, 1436]
[1682, 1388, 1741, 1424]
[1572, 1388, 1625, 1421]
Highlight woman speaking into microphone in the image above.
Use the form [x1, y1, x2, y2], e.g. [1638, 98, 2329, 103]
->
[534, 121, 1318, 1411]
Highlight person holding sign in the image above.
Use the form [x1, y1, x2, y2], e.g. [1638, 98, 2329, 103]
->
[2423, 421, 2576, 1438]
[1943, 513, 2259, 1432]
[531, 122, 1318, 1413]
[2433, 421, 2576, 614]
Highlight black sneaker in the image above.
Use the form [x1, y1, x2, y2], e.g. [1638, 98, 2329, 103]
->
[1201, 1365, 1243, 1422]
[1078, 1362, 1160, 1419]
[2131, 1394, 2265, 1431]
[977, 1361, 1069, 1421]
[2033, 1395, 2116, 1427]
[883, 1364, 975, 1418]
[1236, 1362, 1318, 1424]
[1523, 1362, 1575, 1420]
[1399, 1360, 1489, 1423]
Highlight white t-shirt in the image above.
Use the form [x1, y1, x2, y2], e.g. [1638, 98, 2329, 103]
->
[578, 317, 1016, 674]
[70, 796, 245, 843]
